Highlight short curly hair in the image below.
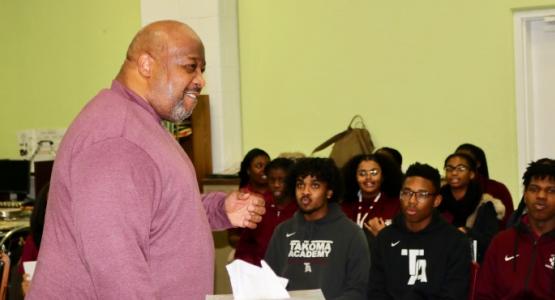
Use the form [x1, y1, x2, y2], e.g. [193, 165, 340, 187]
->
[404, 162, 441, 193]
[265, 157, 294, 174]
[522, 158, 555, 188]
[286, 157, 343, 203]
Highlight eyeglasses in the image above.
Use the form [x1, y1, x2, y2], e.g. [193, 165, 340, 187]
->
[357, 169, 380, 177]
[526, 185, 555, 196]
[400, 189, 436, 202]
[444, 165, 469, 173]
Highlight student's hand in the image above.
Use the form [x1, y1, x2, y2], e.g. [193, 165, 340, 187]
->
[457, 226, 468, 234]
[225, 191, 266, 229]
[365, 217, 386, 236]
[21, 273, 31, 296]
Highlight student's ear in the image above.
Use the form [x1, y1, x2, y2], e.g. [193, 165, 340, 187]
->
[326, 190, 333, 200]
[433, 193, 442, 208]
[137, 53, 154, 78]
[469, 170, 476, 180]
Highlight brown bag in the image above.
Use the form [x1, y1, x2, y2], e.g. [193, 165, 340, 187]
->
[312, 115, 375, 169]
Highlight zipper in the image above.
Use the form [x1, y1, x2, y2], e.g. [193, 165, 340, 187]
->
[524, 238, 539, 289]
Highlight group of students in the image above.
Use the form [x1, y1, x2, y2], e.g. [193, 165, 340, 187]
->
[230, 145, 555, 299]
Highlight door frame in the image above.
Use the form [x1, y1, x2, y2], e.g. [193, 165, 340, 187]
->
[513, 8, 555, 182]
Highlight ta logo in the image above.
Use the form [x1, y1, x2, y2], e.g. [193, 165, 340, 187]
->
[304, 262, 312, 273]
[401, 249, 428, 285]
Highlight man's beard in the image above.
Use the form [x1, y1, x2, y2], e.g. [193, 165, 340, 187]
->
[297, 198, 326, 215]
[170, 99, 194, 123]
[300, 207, 319, 215]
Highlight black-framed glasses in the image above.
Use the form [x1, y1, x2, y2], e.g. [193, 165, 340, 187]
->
[400, 189, 435, 202]
[444, 164, 469, 173]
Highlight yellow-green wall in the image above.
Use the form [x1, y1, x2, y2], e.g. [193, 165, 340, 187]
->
[0, 0, 140, 158]
[2, 1, 555, 202]
[237, 0, 555, 200]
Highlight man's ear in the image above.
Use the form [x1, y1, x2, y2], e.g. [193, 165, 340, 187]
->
[326, 190, 333, 200]
[137, 53, 154, 78]
[433, 193, 442, 208]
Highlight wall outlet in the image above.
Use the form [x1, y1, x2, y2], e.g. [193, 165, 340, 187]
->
[17, 128, 66, 161]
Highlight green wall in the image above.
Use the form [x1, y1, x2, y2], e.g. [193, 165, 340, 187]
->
[2, 0, 555, 202]
[237, 0, 555, 200]
[0, 0, 140, 158]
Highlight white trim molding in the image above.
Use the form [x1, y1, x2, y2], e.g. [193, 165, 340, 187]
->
[513, 8, 555, 183]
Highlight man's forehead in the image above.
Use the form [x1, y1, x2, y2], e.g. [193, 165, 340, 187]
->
[168, 32, 205, 56]
[171, 43, 205, 60]
[404, 176, 433, 190]
[297, 175, 320, 182]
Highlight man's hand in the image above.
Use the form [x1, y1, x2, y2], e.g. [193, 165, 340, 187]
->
[225, 191, 266, 229]
[21, 273, 30, 296]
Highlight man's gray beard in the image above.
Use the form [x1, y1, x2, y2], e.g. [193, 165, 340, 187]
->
[170, 100, 193, 123]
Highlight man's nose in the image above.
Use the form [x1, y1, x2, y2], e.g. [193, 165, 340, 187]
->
[407, 193, 418, 204]
[193, 71, 206, 89]
[537, 188, 548, 199]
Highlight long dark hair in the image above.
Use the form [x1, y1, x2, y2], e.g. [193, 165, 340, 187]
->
[238, 148, 270, 188]
[342, 153, 403, 202]
[456, 143, 489, 178]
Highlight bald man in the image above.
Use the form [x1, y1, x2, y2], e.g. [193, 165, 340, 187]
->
[27, 21, 265, 299]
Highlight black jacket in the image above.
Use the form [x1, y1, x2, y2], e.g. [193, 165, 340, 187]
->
[369, 211, 471, 300]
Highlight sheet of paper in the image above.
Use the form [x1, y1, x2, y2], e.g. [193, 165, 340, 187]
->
[226, 259, 290, 299]
[23, 261, 37, 279]
[206, 289, 325, 300]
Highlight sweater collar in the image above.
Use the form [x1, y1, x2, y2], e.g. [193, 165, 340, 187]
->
[516, 215, 555, 239]
[111, 80, 161, 123]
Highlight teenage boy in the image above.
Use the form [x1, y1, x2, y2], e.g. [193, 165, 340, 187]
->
[369, 162, 470, 299]
[265, 158, 370, 299]
[476, 158, 555, 299]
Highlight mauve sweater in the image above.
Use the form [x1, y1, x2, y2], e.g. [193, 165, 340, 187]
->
[27, 81, 231, 300]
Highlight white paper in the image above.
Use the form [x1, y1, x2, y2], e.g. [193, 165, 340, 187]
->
[206, 289, 325, 300]
[226, 259, 290, 299]
[23, 261, 37, 280]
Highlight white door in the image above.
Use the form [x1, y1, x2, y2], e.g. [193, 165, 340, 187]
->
[514, 9, 555, 180]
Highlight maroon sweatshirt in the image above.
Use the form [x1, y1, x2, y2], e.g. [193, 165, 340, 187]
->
[476, 216, 555, 299]
[341, 192, 400, 227]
